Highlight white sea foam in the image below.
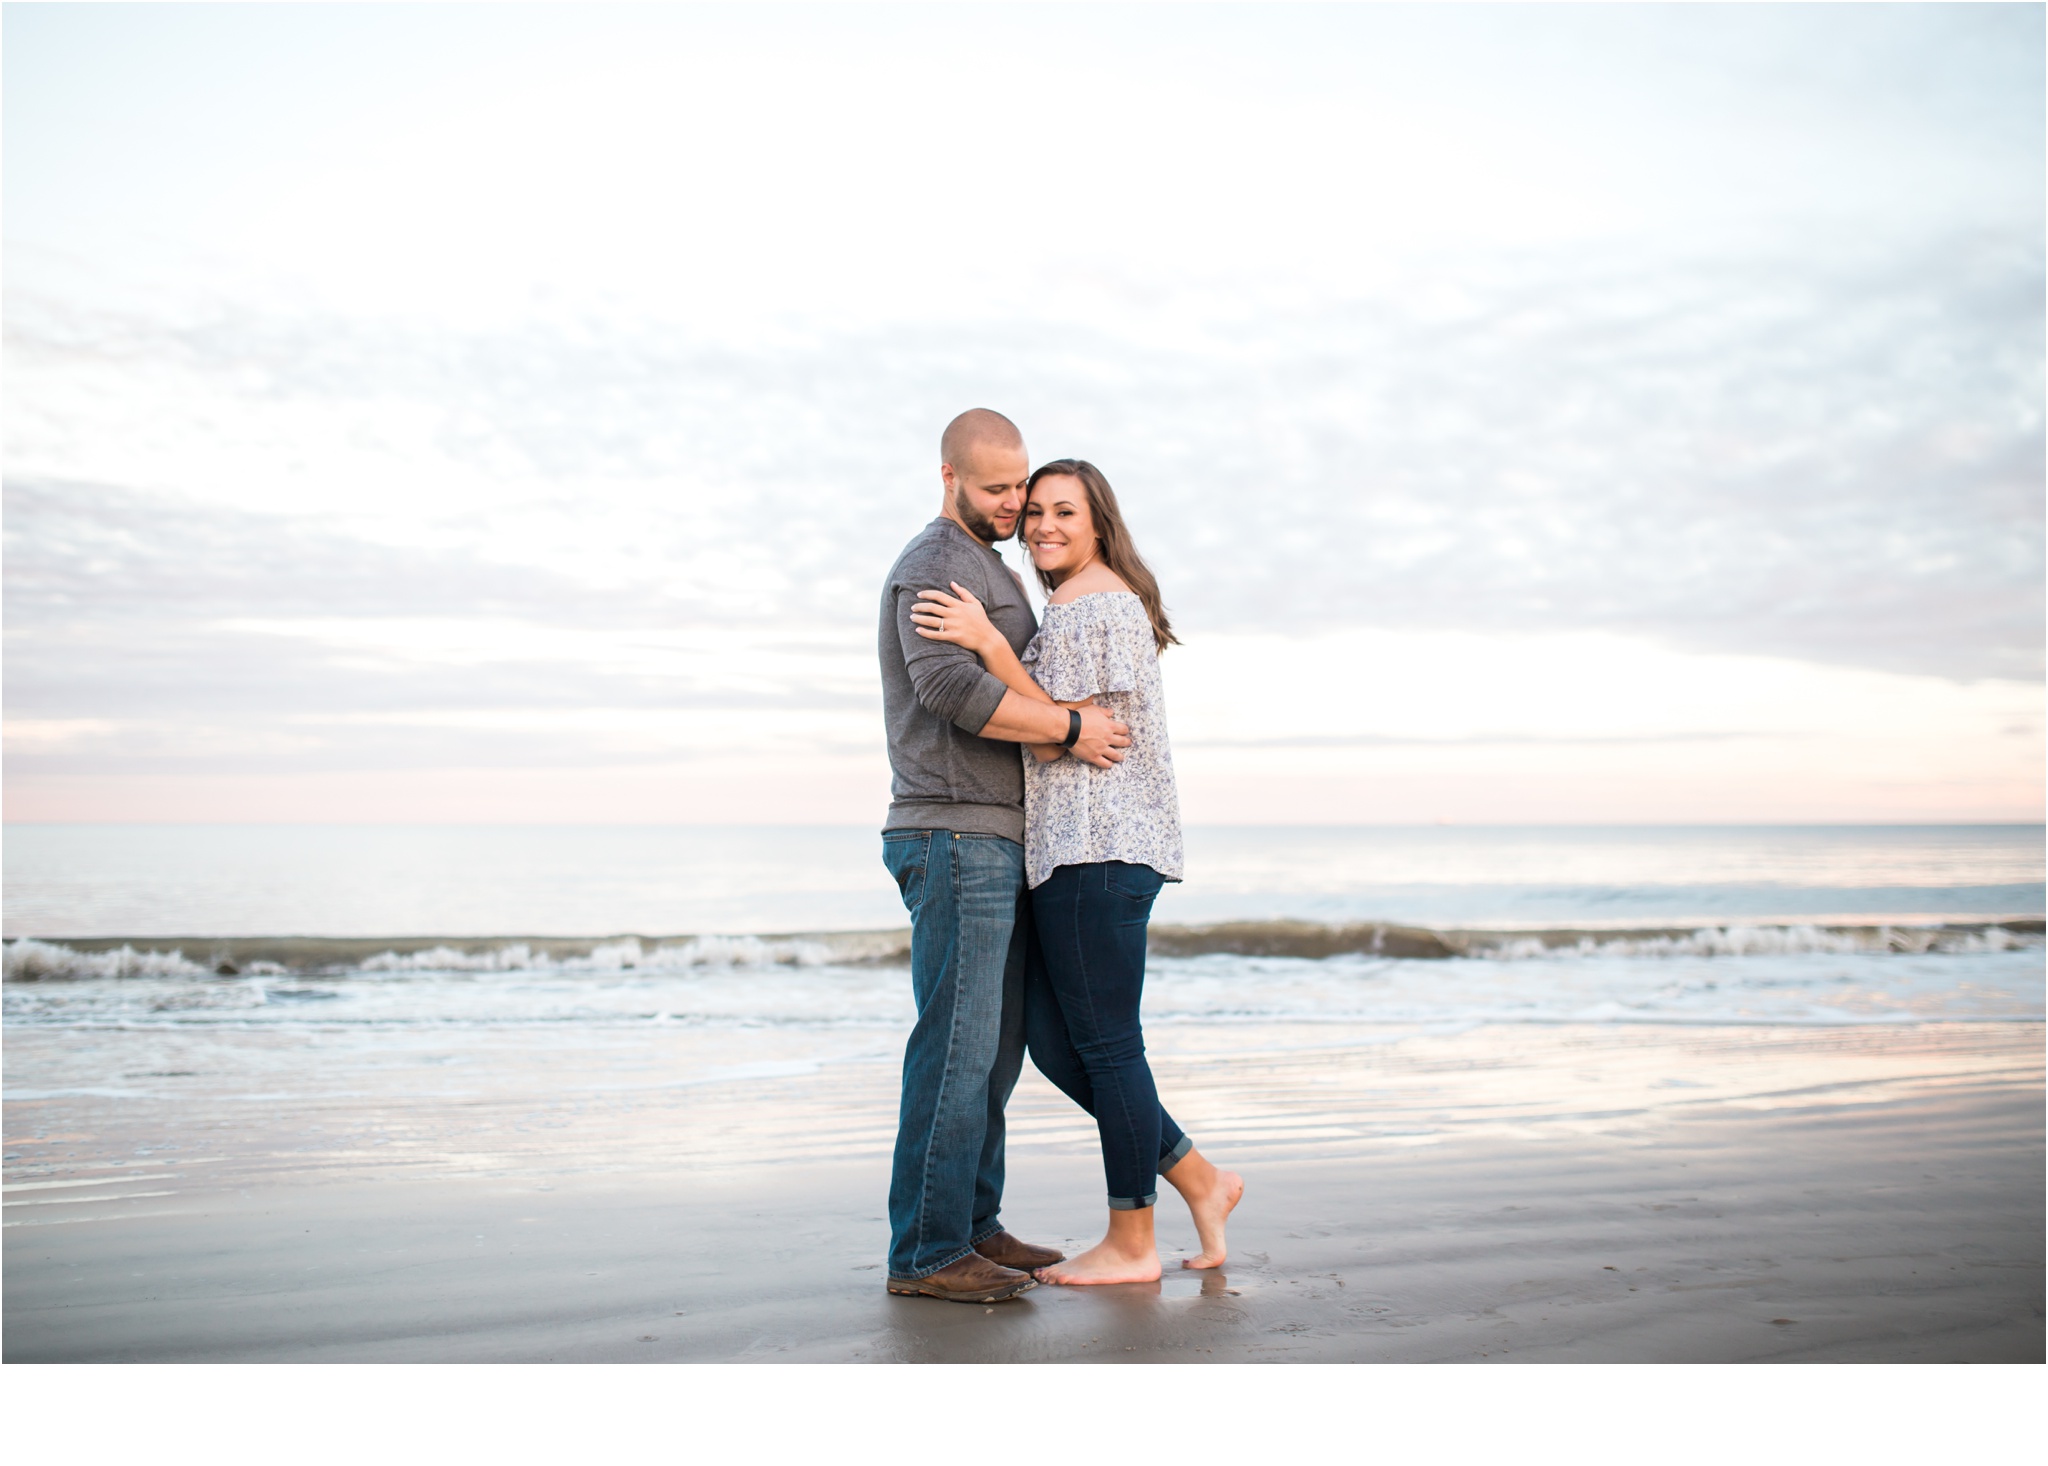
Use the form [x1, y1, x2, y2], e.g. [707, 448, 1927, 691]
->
[4, 938, 2040, 1033]
[6, 920, 2033, 990]
[2, 938, 210, 982]
[1481, 923, 2033, 960]
[1140, 948, 2044, 1026]
[353, 936, 839, 973]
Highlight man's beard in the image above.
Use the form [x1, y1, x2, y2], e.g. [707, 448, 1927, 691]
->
[954, 493, 1014, 543]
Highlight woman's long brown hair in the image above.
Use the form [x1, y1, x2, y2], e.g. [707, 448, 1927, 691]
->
[1023, 459, 1179, 653]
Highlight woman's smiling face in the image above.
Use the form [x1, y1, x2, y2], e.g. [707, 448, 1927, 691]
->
[1023, 474, 1097, 578]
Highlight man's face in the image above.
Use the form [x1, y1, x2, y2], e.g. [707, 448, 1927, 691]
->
[942, 443, 1031, 544]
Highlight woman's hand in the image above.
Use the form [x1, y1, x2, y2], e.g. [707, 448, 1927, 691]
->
[911, 583, 1002, 657]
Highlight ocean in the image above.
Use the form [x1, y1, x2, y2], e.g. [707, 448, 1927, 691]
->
[4, 824, 2040, 1035]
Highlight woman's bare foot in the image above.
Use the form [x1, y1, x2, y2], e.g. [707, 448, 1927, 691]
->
[1180, 1168, 1243, 1269]
[1034, 1238, 1162, 1286]
[1034, 1208, 1161, 1285]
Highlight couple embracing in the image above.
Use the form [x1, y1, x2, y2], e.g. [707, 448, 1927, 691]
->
[876, 407, 1243, 1304]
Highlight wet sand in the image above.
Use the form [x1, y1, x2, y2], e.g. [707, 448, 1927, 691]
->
[5, 1021, 2041, 1362]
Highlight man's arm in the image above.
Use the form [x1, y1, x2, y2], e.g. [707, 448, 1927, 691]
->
[893, 580, 1129, 768]
[895, 582, 1012, 733]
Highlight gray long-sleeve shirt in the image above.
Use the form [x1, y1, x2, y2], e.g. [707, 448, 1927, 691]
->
[878, 516, 1039, 841]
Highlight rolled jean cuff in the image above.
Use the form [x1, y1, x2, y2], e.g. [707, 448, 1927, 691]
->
[1107, 1192, 1157, 1211]
[890, 1244, 976, 1282]
[1158, 1133, 1194, 1172]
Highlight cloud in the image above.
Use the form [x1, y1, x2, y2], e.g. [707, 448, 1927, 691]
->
[9, 227, 2040, 699]
[2, 476, 882, 778]
[2, 4, 2039, 807]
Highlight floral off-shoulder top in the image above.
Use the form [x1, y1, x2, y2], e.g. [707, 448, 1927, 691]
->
[1019, 591, 1184, 892]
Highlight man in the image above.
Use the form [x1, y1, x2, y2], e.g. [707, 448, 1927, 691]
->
[876, 408, 1132, 1303]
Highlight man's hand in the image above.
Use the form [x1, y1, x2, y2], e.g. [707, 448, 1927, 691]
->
[1067, 704, 1130, 768]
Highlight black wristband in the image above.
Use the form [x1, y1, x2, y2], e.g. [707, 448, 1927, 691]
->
[1061, 709, 1082, 749]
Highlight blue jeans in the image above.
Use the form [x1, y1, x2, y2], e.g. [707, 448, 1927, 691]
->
[881, 830, 1029, 1279]
[1025, 860, 1192, 1210]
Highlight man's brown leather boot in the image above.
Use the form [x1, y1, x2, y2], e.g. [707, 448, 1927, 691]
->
[974, 1230, 1065, 1270]
[885, 1252, 1036, 1303]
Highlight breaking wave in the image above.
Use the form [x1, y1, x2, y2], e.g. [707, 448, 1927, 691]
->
[353, 936, 843, 973]
[3, 940, 215, 982]
[1474, 923, 2038, 959]
[1148, 920, 2041, 961]
[3, 931, 912, 982]
[4, 924, 2040, 1031]
[5, 920, 2036, 983]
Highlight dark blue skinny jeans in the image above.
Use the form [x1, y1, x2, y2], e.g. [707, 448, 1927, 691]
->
[1025, 860, 1192, 1209]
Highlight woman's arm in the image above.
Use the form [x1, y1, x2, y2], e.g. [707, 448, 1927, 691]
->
[912, 584, 1086, 760]
[977, 641, 1092, 763]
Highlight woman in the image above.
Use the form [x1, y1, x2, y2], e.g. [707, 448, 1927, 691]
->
[911, 458, 1244, 1285]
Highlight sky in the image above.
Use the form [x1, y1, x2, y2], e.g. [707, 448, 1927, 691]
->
[3, 2, 2042, 825]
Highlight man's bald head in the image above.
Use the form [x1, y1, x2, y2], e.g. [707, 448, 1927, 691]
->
[940, 408, 1025, 476]
[937, 408, 1030, 545]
